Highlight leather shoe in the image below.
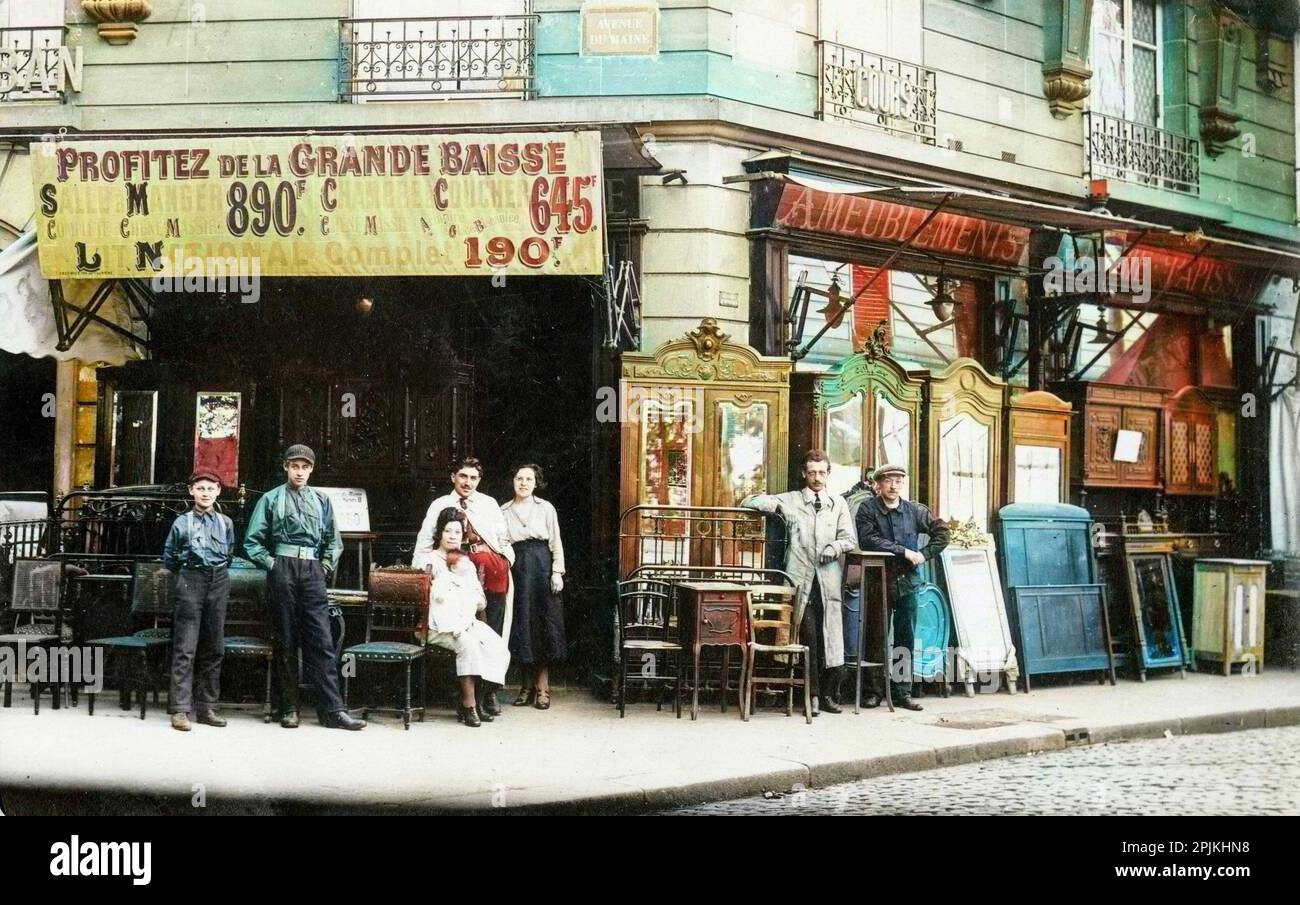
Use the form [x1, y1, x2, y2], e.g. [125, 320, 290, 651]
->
[280, 711, 300, 729]
[171, 713, 192, 732]
[482, 689, 501, 717]
[476, 702, 495, 722]
[894, 697, 924, 712]
[457, 704, 481, 727]
[819, 694, 843, 714]
[863, 694, 883, 709]
[323, 710, 366, 730]
[196, 710, 227, 727]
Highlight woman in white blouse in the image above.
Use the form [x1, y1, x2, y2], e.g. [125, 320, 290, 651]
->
[501, 464, 567, 709]
[414, 507, 511, 728]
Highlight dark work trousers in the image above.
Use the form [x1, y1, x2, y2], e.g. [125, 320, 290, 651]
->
[170, 567, 229, 715]
[484, 592, 507, 638]
[800, 578, 826, 698]
[267, 557, 345, 717]
[867, 571, 920, 702]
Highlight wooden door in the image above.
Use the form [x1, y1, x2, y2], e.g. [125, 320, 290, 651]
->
[1164, 387, 1217, 496]
[1084, 404, 1123, 484]
[1121, 406, 1159, 486]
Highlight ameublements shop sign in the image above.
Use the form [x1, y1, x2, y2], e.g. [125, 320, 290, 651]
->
[32, 131, 604, 278]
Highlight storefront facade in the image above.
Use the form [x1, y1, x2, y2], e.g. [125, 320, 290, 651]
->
[2, 0, 1298, 681]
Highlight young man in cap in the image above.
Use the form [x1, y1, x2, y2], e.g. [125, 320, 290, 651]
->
[413, 456, 514, 717]
[162, 471, 235, 731]
[244, 444, 365, 730]
[742, 449, 858, 714]
[855, 463, 950, 711]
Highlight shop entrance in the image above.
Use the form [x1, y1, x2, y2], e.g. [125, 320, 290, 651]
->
[97, 275, 602, 583]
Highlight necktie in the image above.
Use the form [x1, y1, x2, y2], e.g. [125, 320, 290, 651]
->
[459, 497, 469, 511]
[813, 493, 822, 512]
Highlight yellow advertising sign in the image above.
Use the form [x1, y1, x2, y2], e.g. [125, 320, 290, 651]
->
[31, 131, 605, 278]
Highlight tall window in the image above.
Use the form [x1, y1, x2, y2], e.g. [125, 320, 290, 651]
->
[1092, 0, 1162, 125]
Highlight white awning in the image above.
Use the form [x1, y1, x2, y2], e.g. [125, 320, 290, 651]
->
[0, 229, 143, 366]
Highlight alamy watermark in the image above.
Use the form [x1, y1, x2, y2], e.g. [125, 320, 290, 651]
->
[0, 642, 104, 693]
[149, 250, 261, 303]
[594, 384, 707, 434]
[1042, 252, 1151, 303]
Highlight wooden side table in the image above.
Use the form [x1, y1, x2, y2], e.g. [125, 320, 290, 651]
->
[1192, 558, 1269, 675]
[677, 581, 751, 721]
[846, 551, 894, 713]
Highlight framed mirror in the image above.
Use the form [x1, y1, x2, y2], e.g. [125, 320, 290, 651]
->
[1124, 552, 1189, 678]
[718, 401, 768, 507]
[938, 413, 991, 531]
[939, 542, 1019, 694]
[875, 396, 911, 498]
[1013, 445, 1063, 504]
[927, 359, 1005, 529]
[825, 395, 863, 496]
[110, 390, 158, 487]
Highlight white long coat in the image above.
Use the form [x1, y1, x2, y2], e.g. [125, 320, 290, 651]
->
[742, 488, 857, 668]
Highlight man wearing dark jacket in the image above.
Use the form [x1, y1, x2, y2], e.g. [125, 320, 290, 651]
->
[854, 463, 950, 711]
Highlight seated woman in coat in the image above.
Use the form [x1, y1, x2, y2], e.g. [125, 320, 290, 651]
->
[413, 507, 511, 728]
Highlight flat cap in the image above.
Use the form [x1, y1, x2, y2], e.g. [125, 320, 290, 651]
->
[873, 463, 907, 480]
[188, 470, 223, 486]
[283, 444, 316, 465]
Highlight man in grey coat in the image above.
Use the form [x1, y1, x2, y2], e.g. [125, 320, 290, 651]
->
[742, 449, 858, 713]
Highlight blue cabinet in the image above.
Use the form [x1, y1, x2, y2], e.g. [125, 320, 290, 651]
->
[997, 504, 1116, 690]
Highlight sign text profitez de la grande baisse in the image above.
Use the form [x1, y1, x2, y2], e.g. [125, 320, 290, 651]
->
[31, 132, 604, 278]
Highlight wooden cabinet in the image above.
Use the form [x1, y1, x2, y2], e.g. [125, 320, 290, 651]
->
[1164, 387, 1218, 496]
[791, 337, 925, 498]
[1056, 382, 1166, 490]
[926, 358, 1006, 532]
[1192, 558, 1268, 674]
[619, 319, 791, 516]
[1005, 390, 1072, 505]
[274, 366, 476, 487]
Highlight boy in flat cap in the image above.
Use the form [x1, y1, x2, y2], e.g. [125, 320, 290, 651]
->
[162, 470, 234, 731]
[855, 463, 950, 711]
[244, 444, 365, 730]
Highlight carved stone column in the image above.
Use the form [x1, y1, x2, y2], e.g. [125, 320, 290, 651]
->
[82, 0, 153, 46]
[1042, 0, 1095, 118]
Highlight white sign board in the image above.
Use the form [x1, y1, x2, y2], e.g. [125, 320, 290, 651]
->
[1113, 429, 1143, 463]
[315, 487, 371, 533]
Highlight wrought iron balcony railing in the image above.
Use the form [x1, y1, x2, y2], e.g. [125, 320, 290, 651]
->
[339, 15, 537, 101]
[0, 26, 73, 103]
[1085, 111, 1200, 195]
[815, 40, 937, 144]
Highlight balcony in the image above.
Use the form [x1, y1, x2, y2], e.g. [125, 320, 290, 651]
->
[1084, 111, 1200, 196]
[0, 26, 78, 103]
[339, 15, 537, 101]
[815, 40, 937, 144]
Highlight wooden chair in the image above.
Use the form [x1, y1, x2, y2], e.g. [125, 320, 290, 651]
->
[86, 561, 174, 719]
[219, 560, 274, 722]
[743, 587, 812, 724]
[0, 558, 70, 714]
[343, 565, 430, 729]
[615, 578, 682, 718]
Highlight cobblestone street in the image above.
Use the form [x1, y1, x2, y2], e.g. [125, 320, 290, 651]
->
[667, 726, 1300, 816]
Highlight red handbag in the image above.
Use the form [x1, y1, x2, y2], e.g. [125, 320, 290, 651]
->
[469, 548, 510, 594]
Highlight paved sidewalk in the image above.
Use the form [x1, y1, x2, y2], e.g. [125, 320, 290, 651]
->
[2, 672, 1299, 814]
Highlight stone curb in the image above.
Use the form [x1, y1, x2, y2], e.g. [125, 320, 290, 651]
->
[2, 704, 1298, 815]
